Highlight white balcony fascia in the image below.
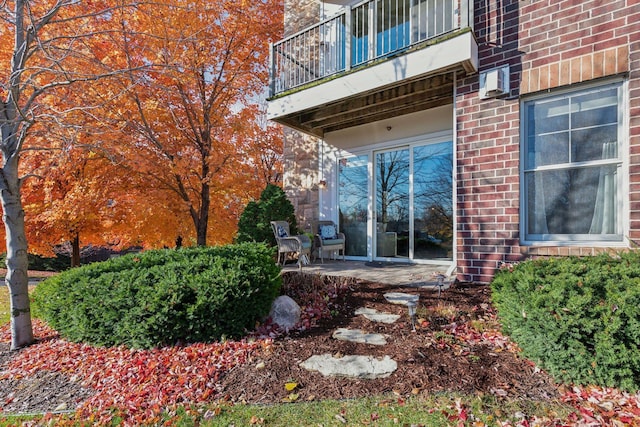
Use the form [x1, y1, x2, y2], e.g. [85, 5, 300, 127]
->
[267, 30, 478, 122]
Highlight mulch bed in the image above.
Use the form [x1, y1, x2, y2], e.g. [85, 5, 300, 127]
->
[0, 276, 559, 416]
[218, 279, 559, 404]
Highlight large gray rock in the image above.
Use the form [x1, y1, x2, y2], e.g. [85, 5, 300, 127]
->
[300, 354, 397, 379]
[269, 295, 301, 331]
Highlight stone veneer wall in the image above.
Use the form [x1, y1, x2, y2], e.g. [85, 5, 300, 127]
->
[282, 0, 322, 231]
[455, 0, 640, 283]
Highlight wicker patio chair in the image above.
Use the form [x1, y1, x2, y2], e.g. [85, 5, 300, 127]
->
[270, 221, 312, 270]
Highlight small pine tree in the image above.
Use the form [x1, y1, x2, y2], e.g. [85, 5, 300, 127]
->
[236, 184, 298, 246]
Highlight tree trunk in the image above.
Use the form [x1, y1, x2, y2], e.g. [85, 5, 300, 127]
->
[0, 159, 33, 350]
[196, 182, 210, 246]
[71, 233, 81, 267]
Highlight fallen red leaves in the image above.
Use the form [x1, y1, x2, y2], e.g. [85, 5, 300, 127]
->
[1, 290, 640, 426]
[0, 320, 268, 425]
[560, 385, 640, 427]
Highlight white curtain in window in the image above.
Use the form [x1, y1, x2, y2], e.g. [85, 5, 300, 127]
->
[533, 152, 549, 234]
[589, 142, 617, 234]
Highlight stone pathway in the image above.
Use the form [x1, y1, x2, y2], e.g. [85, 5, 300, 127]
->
[332, 328, 388, 345]
[300, 292, 418, 379]
[354, 307, 400, 324]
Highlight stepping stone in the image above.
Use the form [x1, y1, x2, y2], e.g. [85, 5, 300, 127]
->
[300, 354, 397, 379]
[354, 307, 400, 324]
[332, 328, 387, 345]
[384, 292, 419, 305]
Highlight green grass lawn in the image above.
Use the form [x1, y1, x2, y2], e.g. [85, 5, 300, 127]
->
[0, 394, 572, 426]
[0, 284, 38, 325]
[166, 395, 571, 426]
[0, 267, 56, 325]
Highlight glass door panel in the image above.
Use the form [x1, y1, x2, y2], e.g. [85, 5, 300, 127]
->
[377, 0, 411, 56]
[375, 148, 409, 258]
[413, 142, 453, 260]
[338, 155, 369, 256]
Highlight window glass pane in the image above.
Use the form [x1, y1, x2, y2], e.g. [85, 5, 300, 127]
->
[530, 98, 569, 134]
[376, 0, 411, 56]
[571, 101, 617, 129]
[571, 125, 618, 163]
[570, 88, 618, 127]
[526, 165, 617, 236]
[523, 82, 621, 242]
[351, 6, 369, 65]
[376, 148, 410, 258]
[339, 155, 369, 256]
[413, 142, 453, 261]
[529, 132, 569, 167]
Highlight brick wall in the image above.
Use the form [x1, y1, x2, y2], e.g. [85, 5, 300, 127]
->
[455, 0, 640, 283]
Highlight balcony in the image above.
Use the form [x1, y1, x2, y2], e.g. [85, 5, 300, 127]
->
[267, 0, 478, 137]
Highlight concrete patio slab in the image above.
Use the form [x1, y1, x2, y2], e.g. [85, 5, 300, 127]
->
[282, 260, 453, 288]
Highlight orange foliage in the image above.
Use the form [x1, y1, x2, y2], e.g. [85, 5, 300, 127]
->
[1, 0, 284, 253]
[78, 0, 284, 247]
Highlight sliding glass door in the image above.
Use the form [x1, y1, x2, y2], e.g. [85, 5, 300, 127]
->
[413, 142, 453, 260]
[337, 139, 453, 263]
[338, 155, 369, 256]
[375, 148, 410, 258]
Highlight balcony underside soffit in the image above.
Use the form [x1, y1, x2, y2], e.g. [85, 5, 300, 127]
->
[276, 72, 455, 137]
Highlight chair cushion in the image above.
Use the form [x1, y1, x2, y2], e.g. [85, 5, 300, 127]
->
[319, 224, 337, 240]
[276, 225, 288, 238]
[321, 238, 344, 246]
[301, 240, 312, 249]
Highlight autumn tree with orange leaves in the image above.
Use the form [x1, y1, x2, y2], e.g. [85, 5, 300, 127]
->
[88, 0, 283, 246]
[0, 0, 134, 349]
[1, 0, 283, 349]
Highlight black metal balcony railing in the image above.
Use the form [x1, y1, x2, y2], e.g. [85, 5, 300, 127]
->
[270, 0, 471, 97]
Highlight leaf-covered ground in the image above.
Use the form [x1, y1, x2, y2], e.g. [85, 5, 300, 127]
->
[0, 273, 639, 425]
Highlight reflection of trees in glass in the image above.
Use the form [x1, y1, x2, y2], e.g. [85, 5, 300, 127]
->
[338, 156, 368, 225]
[376, 149, 409, 229]
[413, 142, 453, 241]
[339, 155, 368, 256]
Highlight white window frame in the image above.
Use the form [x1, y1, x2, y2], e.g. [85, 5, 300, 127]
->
[520, 79, 627, 245]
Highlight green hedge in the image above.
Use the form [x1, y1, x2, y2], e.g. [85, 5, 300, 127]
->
[0, 253, 71, 272]
[491, 253, 640, 391]
[32, 244, 281, 349]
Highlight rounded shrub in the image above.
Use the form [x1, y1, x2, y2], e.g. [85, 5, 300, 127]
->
[491, 252, 640, 391]
[32, 243, 281, 349]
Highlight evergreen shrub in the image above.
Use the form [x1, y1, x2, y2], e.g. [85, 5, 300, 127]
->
[0, 253, 70, 272]
[32, 244, 281, 349]
[491, 252, 640, 391]
[235, 184, 298, 246]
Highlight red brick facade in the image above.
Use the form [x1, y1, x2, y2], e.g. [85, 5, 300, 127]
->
[455, 0, 640, 283]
